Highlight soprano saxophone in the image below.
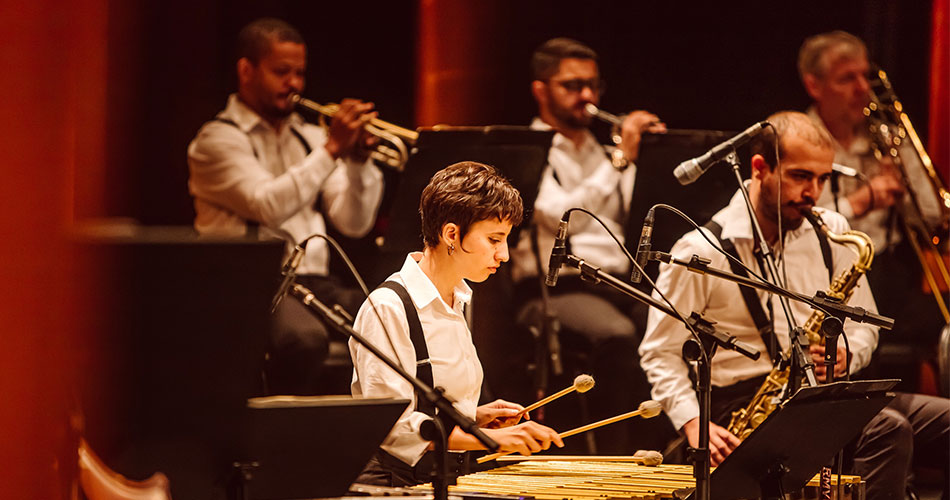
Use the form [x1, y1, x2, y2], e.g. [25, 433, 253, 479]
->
[726, 210, 875, 440]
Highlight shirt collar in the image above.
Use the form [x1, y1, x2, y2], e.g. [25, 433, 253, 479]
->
[717, 183, 817, 244]
[399, 253, 473, 310]
[220, 93, 304, 133]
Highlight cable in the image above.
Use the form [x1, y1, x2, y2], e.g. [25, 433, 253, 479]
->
[560, 207, 709, 366]
[297, 233, 403, 376]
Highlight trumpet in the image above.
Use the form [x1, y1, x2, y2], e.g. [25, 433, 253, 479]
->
[290, 94, 419, 172]
[584, 103, 628, 169]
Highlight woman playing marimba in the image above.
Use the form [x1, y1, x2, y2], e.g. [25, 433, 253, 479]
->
[350, 161, 563, 487]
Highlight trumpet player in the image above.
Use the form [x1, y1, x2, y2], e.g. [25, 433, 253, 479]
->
[638, 111, 948, 500]
[187, 18, 383, 395]
[510, 37, 665, 454]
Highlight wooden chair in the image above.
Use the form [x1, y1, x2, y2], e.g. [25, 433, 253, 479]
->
[78, 439, 171, 500]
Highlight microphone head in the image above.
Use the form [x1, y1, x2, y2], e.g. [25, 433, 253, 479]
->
[573, 374, 595, 393]
[673, 158, 702, 186]
[637, 400, 663, 418]
[633, 449, 664, 466]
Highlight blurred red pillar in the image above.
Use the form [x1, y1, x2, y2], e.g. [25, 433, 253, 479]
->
[930, 0, 949, 184]
[0, 0, 110, 498]
[415, 0, 507, 126]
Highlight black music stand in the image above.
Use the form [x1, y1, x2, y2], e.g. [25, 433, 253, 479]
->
[627, 129, 736, 283]
[382, 126, 553, 257]
[696, 379, 898, 500]
[239, 396, 410, 500]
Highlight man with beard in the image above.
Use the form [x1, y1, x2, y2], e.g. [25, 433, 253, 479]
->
[639, 111, 948, 500]
[510, 37, 666, 454]
[188, 18, 384, 395]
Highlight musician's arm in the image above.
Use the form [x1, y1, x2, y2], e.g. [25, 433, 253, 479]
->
[349, 289, 434, 465]
[319, 151, 384, 238]
[639, 231, 715, 432]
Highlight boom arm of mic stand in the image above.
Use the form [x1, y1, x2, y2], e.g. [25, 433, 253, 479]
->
[560, 253, 755, 500]
[287, 283, 499, 452]
[648, 252, 895, 330]
[561, 254, 760, 360]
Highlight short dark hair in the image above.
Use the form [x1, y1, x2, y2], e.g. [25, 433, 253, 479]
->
[236, 18, 305, 64]
[748, 111, 835, 168]
[419, 162, 524, 249]
[530, 37, 598, 81]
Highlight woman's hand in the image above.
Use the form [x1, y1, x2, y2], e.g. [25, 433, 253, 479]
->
[477, 399, 527, 428]
[483, 421, 564, 455]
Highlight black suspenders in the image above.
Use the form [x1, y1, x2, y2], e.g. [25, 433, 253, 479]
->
[376, 281, 437, 417]
[702, 218, 833, 363]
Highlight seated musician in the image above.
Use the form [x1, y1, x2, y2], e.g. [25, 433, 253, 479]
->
[350, 162, 563, 487]
[187, 18, 383, 395]
[638, 111, 949, 500]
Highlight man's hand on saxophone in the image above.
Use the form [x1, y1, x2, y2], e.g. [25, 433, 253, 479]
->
[682, 417, 741, 466]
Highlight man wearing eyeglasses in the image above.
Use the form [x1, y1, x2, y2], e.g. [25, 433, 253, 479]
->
[509, 37, 666, 454]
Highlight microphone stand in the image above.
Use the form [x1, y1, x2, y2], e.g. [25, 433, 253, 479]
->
[286, 283, 498, 500]
[558, 253, 760, 500]
[645, 253, 894, 331]
[725, 149, 819, 392]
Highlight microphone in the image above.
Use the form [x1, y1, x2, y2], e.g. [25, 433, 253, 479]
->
[673, 121, 770, 185]
[545, 214, 570, 287]
[630, 207, 655, 283]
[270, 243, 307, 313]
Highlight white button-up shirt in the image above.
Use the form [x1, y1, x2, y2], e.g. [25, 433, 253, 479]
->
[187, 94, 383, 275]
[511, 118, 637, 282]
[350, 253, 482, 466]
[639, 188, 879, 430]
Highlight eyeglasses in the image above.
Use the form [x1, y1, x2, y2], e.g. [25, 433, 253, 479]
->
[549, 78, 605, 95]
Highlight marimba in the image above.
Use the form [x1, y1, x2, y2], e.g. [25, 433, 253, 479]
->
[417, 459, 864, 500]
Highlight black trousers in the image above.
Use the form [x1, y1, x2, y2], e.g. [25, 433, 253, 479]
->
[267, 274, 365, 395]
[353, 449, 472, 488]
[712, 379, 949, 500]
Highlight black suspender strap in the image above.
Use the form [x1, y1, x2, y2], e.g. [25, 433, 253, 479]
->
[703, 220, 781, 362]
[289, 126, 313, 155]
[377, 281, 436, 417]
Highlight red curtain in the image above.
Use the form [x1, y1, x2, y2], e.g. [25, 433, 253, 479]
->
[930, 0, 950, 185]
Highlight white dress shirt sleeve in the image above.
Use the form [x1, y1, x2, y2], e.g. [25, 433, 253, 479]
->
[319, 157, 384, 238]
[350, 288, 432, 465]
[187, 122, 342, 228]
[639, 231, 714, 430]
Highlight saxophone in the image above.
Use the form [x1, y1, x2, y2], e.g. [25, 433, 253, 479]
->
[726, 210, 875, 440]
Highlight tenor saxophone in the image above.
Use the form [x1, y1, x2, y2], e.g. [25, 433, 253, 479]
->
[725, 210, 874, 440]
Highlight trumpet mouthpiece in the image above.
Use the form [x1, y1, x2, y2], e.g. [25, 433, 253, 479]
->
[584, 103, 600, 117]
[573, 374, 595, 393]
[638, 400, 663, 418]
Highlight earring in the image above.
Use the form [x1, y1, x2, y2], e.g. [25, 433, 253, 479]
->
[448, 243, 455, 255]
